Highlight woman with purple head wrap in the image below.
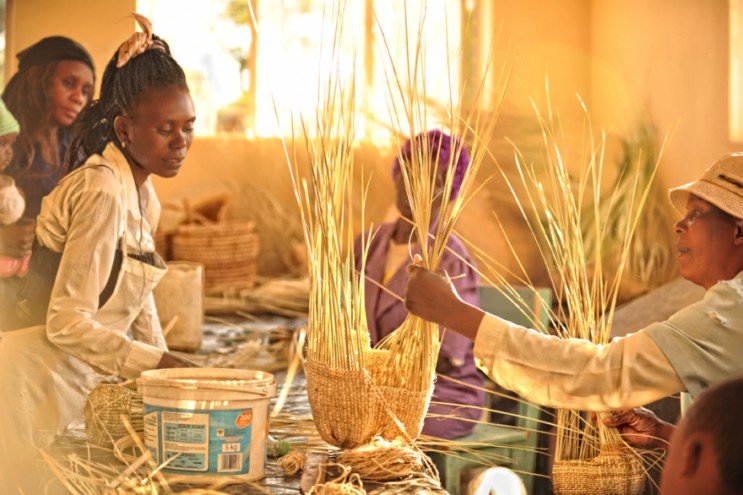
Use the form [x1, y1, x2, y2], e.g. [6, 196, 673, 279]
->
[354, 129, 484, 440]
[391, 128, 471, 200]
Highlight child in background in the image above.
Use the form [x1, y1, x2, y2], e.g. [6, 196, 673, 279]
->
[0, 99, 28, 278]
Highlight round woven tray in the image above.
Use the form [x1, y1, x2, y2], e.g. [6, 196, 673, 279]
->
[552, 444, 645, 495]
[171, 221, 259, 289]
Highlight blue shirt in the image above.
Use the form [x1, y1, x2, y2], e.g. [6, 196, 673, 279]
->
[7, 129, 71, 219]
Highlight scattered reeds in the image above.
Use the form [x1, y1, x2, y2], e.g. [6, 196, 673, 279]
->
[204, 276, 310, 318]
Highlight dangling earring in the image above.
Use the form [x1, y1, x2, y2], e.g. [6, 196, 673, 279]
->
[121, 140, 127, 149]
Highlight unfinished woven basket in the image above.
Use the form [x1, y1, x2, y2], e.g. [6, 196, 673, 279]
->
[306, 351, 432, 448]
[84, 384, 144, 448]
[552, 444, 645, 495]
[305, 358, 381, 449]
[365, 349, 431, 441]
[376, 385, 430, 441]
[171, 221, 259, 290]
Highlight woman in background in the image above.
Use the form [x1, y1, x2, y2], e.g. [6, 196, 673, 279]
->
[0, 17, 196, 493]
[354, 129, 485, 440]
[2, 35, 95, 218]
[0, 36, 95, 301]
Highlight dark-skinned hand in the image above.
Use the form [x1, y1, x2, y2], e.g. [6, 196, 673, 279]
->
[602, 407, 675, 449]
[0, 221, 35, 258]
[156, 351, 200, 369]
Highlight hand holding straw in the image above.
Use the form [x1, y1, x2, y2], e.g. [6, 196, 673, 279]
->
[404, 255, 485, 341]
[601, 407, 674, 450]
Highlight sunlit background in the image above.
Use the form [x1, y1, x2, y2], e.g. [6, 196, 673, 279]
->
[137, 0, 462, 142]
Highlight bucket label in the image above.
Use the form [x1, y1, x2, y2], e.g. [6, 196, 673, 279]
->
[143, 404, 254, 475]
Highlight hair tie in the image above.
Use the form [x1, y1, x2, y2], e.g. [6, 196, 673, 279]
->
[117, 13, 156, 68]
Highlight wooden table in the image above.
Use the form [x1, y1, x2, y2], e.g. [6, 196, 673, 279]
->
[47, 315, 448, 494]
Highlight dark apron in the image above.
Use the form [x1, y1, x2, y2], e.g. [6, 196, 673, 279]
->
[1, 241, 156, 331]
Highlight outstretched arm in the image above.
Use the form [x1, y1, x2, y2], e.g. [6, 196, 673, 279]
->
[404, 263, 686, 411]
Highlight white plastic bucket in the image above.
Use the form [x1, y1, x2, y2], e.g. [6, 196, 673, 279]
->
[138, 368, 276, 483]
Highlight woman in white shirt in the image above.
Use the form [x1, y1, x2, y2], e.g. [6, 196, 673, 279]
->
[0, 15, 196, 493]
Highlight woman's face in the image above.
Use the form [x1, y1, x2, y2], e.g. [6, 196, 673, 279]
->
[117, 85, 195, 185]
[0, 132, 17, 171]
[49, 60, 94, 127]
[394, 161, 446, 221]
[674, 195, 743, 289]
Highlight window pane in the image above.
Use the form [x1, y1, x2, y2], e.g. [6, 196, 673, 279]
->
[138, 0, 253, 136]
[137, 0, 461, 140]
[370, 0, 461, 142]
[255, 0, 365, 138]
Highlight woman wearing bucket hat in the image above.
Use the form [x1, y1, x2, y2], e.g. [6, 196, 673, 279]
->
[403, 153, 743, 415]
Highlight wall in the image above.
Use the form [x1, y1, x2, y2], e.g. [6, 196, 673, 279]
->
[590, 0, 732, 188]
[5, 0, 134, 85]
[15, 0, 724, 287]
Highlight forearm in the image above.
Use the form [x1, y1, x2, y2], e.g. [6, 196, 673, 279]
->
[440, 299, 485, 341]
[475, 315, 685, 410]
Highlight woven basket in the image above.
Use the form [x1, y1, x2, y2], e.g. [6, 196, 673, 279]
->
[364, 349, 431, 441]
[305, 359, 381, 449]
[552, 444, 645, 495]
[85, 384, 144, 448]
[171, 221, 259, 290]
[376, 385, 430, 441]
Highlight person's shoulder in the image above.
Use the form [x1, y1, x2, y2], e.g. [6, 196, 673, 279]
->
[706, 272, 743, 303]
[58, 157, 120, 195]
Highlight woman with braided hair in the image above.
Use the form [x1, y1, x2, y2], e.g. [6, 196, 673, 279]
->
[0, 16, 197, 493]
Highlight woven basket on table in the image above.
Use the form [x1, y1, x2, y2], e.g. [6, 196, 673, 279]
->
[552, 443, 645, 495]
[364, 348, 431, 441]
[84, 384, 144, 448]
[171, 221, 259, 290]
[305, 358, 381, 449]
[305, 352, 432, 449]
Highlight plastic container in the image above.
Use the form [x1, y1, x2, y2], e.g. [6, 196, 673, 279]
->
[138, 368, 276, 483]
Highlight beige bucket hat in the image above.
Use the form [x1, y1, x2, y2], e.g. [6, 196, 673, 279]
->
[669, 153, 743, 220]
